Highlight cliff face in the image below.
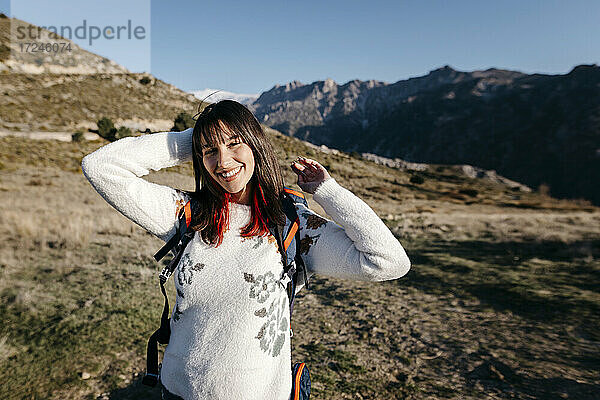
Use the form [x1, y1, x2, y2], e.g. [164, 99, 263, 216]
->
[250, 65, 600, 205]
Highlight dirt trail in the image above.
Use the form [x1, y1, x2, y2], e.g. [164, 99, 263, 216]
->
[0, 130, 100, 142]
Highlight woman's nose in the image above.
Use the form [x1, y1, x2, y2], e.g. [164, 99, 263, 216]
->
[217, 148, 234, 167]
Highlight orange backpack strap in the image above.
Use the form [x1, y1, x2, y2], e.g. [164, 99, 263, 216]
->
[291, 362, 311, 399]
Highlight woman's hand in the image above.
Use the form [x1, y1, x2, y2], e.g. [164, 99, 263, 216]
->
[290, 156, 332, 194]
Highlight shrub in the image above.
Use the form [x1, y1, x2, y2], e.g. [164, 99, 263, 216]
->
[459, 188, 478, 197]
[115, 126, 133, 140]
[71, 131, 85, 142]
[139, 76, 151, 85]
[97, 117, 117, 141]
[171, 112, 195, 132]
[409, 174, 425, 185]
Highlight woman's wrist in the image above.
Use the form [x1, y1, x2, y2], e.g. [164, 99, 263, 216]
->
[312, 177, 338, 202]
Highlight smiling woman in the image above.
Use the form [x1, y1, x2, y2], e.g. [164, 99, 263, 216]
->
[190, 101, 286, 247]
[80, 99, 411, 400]
[200, 131, 255, 205]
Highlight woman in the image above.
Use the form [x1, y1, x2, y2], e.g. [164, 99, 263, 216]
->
[81, 100, 411, 400]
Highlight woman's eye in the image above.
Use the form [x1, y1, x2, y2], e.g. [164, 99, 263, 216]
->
[204, 149, 216, 155]
[228, 141, 241, 148]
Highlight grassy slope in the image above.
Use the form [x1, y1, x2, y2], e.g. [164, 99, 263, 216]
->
[0, 73, 198, 131]
[0, 132, 598, 400]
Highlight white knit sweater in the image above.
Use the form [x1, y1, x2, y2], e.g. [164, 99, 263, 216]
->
[81, 128, 411, 400]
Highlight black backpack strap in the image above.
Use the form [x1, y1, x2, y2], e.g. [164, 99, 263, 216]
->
[154, 199, 196, 262]
[144, 198, 198, 387]
[142, 278, 171, 386]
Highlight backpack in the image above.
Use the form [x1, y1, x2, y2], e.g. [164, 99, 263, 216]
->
[142, 186, 311, 400]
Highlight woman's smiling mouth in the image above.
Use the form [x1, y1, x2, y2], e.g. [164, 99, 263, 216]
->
[219, 166, 242, 181]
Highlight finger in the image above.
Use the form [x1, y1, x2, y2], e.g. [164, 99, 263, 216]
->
[301, 157, 321, 169]
[291, 161, 307, 172]
[292, 165, 310, 179]
[303, 162, 321, 175]
[298, 158, 319, 171]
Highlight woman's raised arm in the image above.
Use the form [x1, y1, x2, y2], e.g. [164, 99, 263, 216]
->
[295, 177, 411, 282]
[81, 128, 193, 242]
[289, 157, 410, 282]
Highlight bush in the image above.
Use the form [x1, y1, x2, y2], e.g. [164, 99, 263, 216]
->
[115, 126, 133, 140]
[459, 188, 478, 197]
[171, 112, 195, 132]
[97, 117, 117, 141]
[139, 76, 151, 85]
[71, 131, 85, 142]
[409, 174, 425, 185]
[96, 118, 133, 142]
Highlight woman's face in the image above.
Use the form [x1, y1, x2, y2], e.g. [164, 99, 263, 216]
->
[200, 127, 255, 205]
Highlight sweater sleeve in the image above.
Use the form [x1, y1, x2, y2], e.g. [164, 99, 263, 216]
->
[81, 128, 193, 242]
[295, 178, 410, 282]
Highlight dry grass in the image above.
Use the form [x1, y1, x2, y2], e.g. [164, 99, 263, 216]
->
[0, 135, 599, 399]
[0, 73, 198, 132]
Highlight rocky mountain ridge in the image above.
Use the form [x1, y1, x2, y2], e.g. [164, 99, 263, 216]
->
[250, 65, 600, 204]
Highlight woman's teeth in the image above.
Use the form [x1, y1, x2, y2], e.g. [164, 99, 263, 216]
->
[220, 167, 241, 178]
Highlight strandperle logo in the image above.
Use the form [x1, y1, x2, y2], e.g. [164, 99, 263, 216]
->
[15, 19, 147, 46]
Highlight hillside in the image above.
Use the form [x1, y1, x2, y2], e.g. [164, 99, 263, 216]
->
[0, 132, 598, 400]
[0, 15, 198, 132]
[250, 65, 600, 205]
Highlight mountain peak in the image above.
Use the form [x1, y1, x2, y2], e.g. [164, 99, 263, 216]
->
[285, 80, 304, 91]
[429, 65, 456, 74]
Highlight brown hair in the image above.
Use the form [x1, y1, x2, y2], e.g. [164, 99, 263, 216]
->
[186, 100, 285, 246]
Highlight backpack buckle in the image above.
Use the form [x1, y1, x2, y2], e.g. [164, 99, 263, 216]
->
[279, 260, 296, 289]
[159, 266, 173, 283]
[279, 273, 292, 290]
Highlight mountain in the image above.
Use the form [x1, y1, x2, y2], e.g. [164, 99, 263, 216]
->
[0, 15, 198, 132]
[249, 65, 600, 205]
[191, 88, 258, 105]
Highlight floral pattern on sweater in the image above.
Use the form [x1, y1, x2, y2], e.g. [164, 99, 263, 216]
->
[241, 233, 280, 253]
[298, 233, 321, 255]
[244, 272, 288, 357]
[301, 212, 327, 230]
[255, 296, 288, 357]
[177, 253, 205, 286]
[244, 272, 277, 304]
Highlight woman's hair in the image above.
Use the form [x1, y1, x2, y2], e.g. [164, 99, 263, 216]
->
[186, 100, 286, 247]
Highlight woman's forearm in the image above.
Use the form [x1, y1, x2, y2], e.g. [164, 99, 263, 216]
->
[81, 128, 193, 241]
[302, 178, 411, 281]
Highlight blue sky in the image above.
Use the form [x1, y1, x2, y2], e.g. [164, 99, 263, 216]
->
[2, 0, 599, 94]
